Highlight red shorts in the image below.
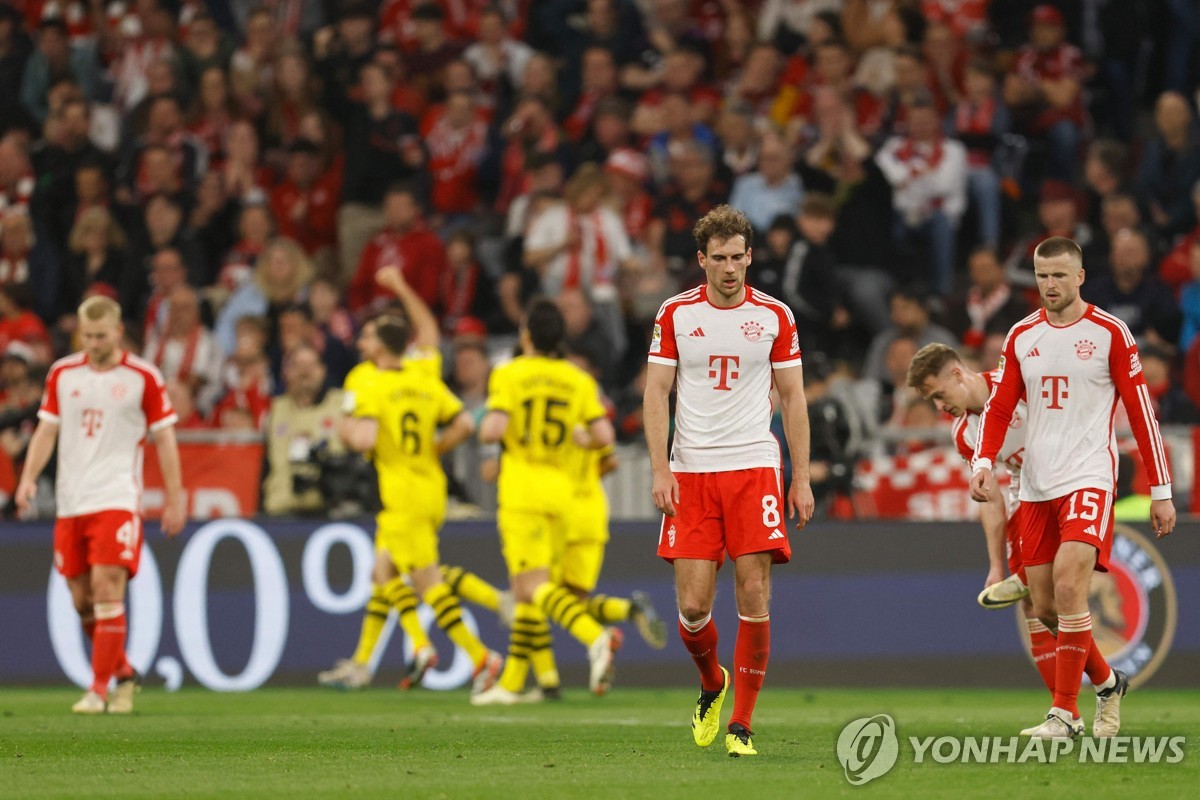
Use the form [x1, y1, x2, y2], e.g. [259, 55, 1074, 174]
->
[1019, 488, 1114, 573]
[657, 468, 791, 567]
[1005, 505, 1026, 584]
[54, 510, 143, 579]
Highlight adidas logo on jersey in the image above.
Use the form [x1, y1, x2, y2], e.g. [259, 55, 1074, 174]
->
[689, 327, 706, 337]
[1026, 347, 1041, 358]
[768, 528, 785, 540]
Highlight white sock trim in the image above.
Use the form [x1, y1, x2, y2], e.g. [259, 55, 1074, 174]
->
[738, 614, 770, 623]
[94, 602, 124, 621]
[678, 612, 711, 633]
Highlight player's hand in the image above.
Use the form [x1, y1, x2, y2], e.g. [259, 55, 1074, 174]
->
[651, 469, 679, 517]
[14, 478, 36, 516]
[969, 469, 991, 503]
[161, 496, 186, 539]
[1150, 498, 1176, 539]
[788, 477, 815, 530]
[375, 265, 407, 293]
[984, 566, 1004, 589]
[572, 424, 591, 448]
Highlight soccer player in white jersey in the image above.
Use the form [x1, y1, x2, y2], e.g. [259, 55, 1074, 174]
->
[16, 296, 184, 714]
[908, 343, 1126, 709]
[970, 237, 1176, 739]
[644, 205, 815, 757]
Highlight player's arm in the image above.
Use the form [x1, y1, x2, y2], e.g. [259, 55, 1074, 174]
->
[436, 410, 475, 455]
[1110, 335, 1176, 538]
[574, 416, 616, 450]
[376, 265, 439, 352]
[977, 469, 1008, 588]
[340, 417, 379, 453]
[774, 362, 815, 529]
[643, 361, 679, 516]
[152, 424, 186, 537]
[478, 410, 508, 445]
[599, 449, 619, 476]
[14, 419, 59, 515]
[970, 341, 1023, 501]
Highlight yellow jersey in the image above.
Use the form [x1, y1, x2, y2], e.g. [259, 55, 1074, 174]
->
[351, 362, 464, 511]
[486, 355, 607, 512]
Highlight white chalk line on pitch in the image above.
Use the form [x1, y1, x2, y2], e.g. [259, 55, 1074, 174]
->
[449, 714, 683, 727]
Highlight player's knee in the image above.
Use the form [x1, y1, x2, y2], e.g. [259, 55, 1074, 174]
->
[73, 598, 92, 618]
[735, 573, 769, 606]
[677, 600, 712, 623]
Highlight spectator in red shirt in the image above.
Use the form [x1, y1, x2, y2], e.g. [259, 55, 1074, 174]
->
[348, 185, 447, 316]
[1003, 4, 1085, 181]
[950, 60, 1010, 250]
[270, 139, 339, 258]
[0, 282, 52, 365]
[422, 90, 490, 220]
[605, 148, 652, 245]
[1159, 182, 1200, 294]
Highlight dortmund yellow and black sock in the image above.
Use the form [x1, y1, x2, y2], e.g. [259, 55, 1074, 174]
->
[441, 565, 501, 612]
[384, 577, 431, 652]
[351, 585, 391, 664]
[424, 582, 487, 666]
[534, 583, 603, 647]
[586, 594, 632, 624]
[529, 616, 559, 690]
[498, 603, 540, 693]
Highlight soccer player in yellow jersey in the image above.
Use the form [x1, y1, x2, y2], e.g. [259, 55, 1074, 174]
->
[319, 267, 503, 689]
[341, 314, 503, 697]
[471, 299, 620, 705]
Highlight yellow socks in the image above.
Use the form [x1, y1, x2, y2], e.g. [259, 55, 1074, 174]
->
[424, 582, 487, 667]
[499, 603, 542, 693]
[351, 585, 391, 664]
[384, 577, 431, 652]
[529, 615, 559, 690]
[441, 565, 501, 612]
[534, 583, 603, 647]
[586, 594, 631, 624]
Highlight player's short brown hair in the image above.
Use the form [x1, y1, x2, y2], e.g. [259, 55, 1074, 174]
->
[375, 315, 411, 356]
[905, 342, 962, 390]
[693, 204, 754, 254]
[1034, 236, 1083, 265]
[78, 294, 121, 323]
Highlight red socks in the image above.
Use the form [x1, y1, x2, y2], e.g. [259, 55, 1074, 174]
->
[1052, 612, 1092, 717]
[90, 602, 127, 698]
[1084, 637, 1113, 688]
[678, 614, 724, 692]
[729, 614, 770, 731]
[1025, 618, 1057, 694]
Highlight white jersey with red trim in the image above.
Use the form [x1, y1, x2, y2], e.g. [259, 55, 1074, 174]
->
[648, 284, 802, 472]
[38, 351, 178, 517]
[974, 305, 1171, 502]
[953, 370, 1025, 514]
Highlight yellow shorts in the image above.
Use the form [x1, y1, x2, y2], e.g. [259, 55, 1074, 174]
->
[554, 490, 608, 591]
[497, 506, 567, 575]
[375, 506, 443, 575]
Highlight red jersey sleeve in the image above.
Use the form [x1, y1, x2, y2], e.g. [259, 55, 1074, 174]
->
[141, 363, 178, 432]
[973, 332, 1025, 468]
[38, 364, 62, 423]
[770, 304, 803, 368]
[647, 300, 678, 365]
[1108, 321, 1173, 493]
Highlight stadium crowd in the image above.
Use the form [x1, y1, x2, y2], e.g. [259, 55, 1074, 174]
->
[1, 0, 1199, 516]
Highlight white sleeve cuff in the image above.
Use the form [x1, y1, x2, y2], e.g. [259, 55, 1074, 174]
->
[1150, 484, 1173, 501]
[971, 458, 993, 473]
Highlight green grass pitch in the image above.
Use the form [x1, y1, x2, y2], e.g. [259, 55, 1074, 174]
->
[2, 687, 1197, 799]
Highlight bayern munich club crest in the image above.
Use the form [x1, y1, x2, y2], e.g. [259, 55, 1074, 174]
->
[1016, 525, 1177, 689]
[741, 320, 764, 342]
[1075, 339, 1097, 360]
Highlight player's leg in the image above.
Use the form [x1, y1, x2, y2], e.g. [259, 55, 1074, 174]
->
[441, 564, 512, 624]
[1020, 592, 1057, 696]
[320, 548, 399, 688]
[87, 563, 129, 703]
[726, 552, 772, 757]
[76, 511, 141, 714]
[412, 563, 499, 687]
[569, 543, 667, 651]
[1047, 540, 1100, 724]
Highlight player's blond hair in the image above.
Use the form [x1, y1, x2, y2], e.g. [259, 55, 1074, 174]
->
[693, 204, 754, 254]
[905, 342, 962, 390]
[78, 294, 122, 323]
[1034, 236, 1083, 266]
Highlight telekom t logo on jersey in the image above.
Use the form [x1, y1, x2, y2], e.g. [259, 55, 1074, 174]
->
[82, 408, 104, 437]
[709, 355, 740, 391]
[1041, 375, 1069, 409]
